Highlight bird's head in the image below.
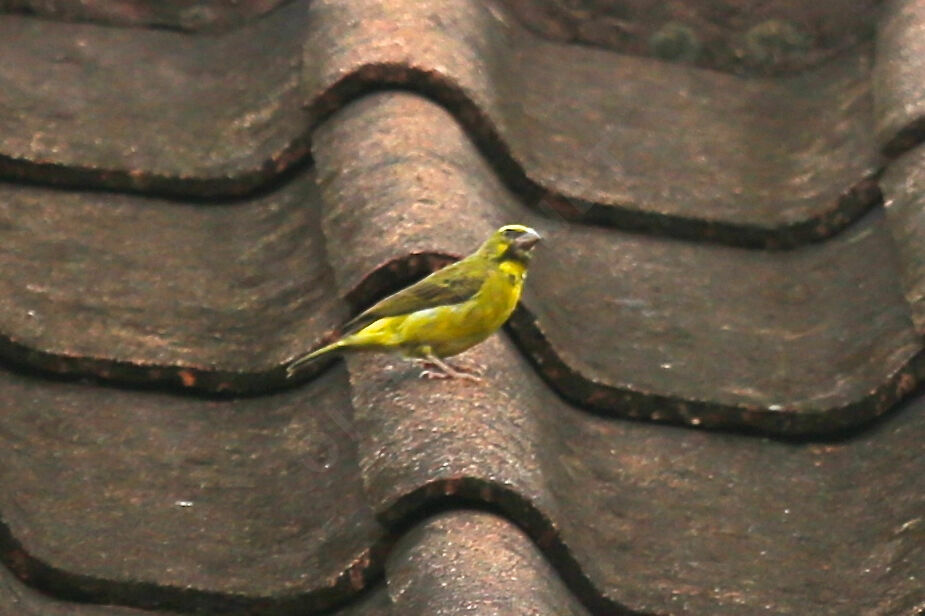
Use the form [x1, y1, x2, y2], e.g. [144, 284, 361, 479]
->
[479, 224, 542, 264]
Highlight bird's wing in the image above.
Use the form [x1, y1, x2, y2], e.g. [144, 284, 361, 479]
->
[342, 257, 486, 332]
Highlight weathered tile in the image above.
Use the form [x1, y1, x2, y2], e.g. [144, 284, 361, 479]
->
[513, 210, 920, 433]
[312, 92, 921, 433]
[881, 145, 925, 334]
[1, 0, 881, 241]
[503, 0, 878, 74]
[875, 0, 925, 157]
[385, 512, 590, 616]
[550, 370, 925, 616]
[345, 332, 925, 615]
[0, 556, 394, 616]
[0, 3, 920, 615]
[0, 551, 170, 615]
[0, 366, 384, 613]
[0, 0, 310, 196]
[0, 0, 290, 31]
[331, 587, 395, 616]
[344, 336, 558, 529]
[0, 0, 879, 73]
[304, 0, 881, 246]
[0, 171, 344, 391]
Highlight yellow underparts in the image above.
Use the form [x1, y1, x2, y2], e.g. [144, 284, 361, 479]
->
[338, 258, 526, 359]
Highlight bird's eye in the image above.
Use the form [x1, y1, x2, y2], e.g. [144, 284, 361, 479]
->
[502, 228, 519, 239]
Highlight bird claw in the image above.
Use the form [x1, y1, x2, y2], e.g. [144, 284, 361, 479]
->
[419, 369, 451, 380]
[418, 368, 482, 383]
[451, 362, 484, 377]
[411, 354, 483, 383]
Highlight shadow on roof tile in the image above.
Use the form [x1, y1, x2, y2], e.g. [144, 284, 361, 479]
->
[303, 0, 882, 247]
[0, 365, 387, 613]
[0, 170, 343, 391]
[344, 332, 925, 615]
[312, 91, 922, 434]
[0, 0, 311, 197]
[0, 0, 908, 247]
[0, 547, 168, 615]
[0, 88, 917, 431]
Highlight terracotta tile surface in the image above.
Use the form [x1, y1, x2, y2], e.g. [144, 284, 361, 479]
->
[504, 0, 879, 73]
[0, 0, 885, 240]
[348, 335, 924, 615]
[0, 550, 174, 615]
[0, 171, 343, 391]
[314, 92, 920, 433]
[0, 367, 384, 613]
[385, 511, 591, 615]
[875, 0, 925, 157]
[882, 143, 925, 334]
[0, 0, 923, 614]
[0, 1, 309, 196]
[0, 0, 290, 30]
[0, 169, 343, 386]
[304, 0, 882, 246]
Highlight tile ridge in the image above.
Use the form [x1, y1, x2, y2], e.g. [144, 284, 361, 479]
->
[309, 90, 923, 435]
[0, 90, 917, 436]
[338, 322, 925, 614]
[0, 0, 904, 247]
[304, 59, 882, 249]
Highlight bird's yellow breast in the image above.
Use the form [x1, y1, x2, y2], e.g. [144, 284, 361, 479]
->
[352, 258, 527, 359]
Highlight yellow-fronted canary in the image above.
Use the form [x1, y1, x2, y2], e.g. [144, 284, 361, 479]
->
[286, 224, 542, 381]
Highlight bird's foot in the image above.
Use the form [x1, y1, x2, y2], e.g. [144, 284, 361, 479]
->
[415, 356, 482, 383]
[448, 359, 484, 377]
[419, 368, 482, 383]
[419, 368, 451, 380]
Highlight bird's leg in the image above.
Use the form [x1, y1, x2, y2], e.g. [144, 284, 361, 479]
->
[407, 357, 444, 378]
[418, 353, 482, 383]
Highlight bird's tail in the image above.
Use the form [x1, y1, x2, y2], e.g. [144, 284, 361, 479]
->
[285, 339, 347, 378]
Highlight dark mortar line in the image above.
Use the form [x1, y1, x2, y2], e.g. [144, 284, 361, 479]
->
[379, 482, 660, 616]
[339, 252, 925, 439]
[1, 373, 920, 616]
[306, 63, 885, 250]
[0, 250, 920, 439]
[0, 139, 314, 205]
[348, 374, 925, 616]
[882, 117, 925, 159]
[0, 335, 339, 400]
[0, 477, 649, 616]
[506, 305, 925, 442]
[534, 175, 883, 250]
[1, 401, 919, 616]
[0, 513, 391, 616]
[0, 61, 886, 248]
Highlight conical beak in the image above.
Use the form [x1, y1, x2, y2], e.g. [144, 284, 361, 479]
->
[515, 228, 542, 250]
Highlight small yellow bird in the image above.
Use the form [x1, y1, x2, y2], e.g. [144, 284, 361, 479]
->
[286, 224, 542, 381]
